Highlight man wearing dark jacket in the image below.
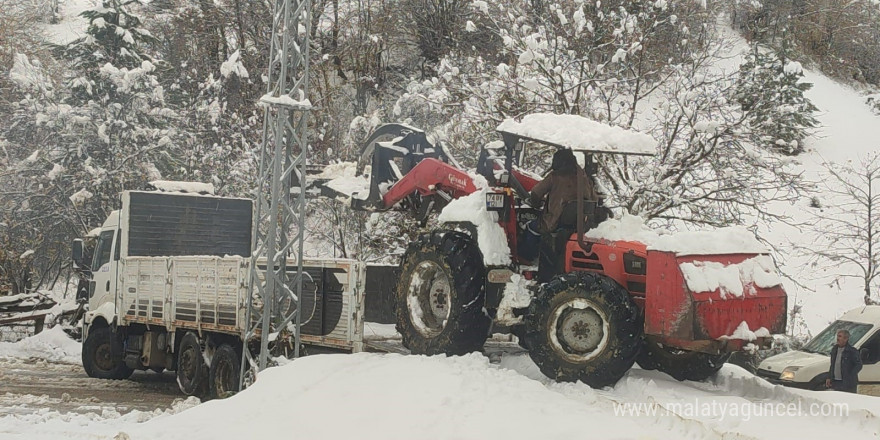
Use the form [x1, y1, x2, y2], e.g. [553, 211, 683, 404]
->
[529, 149, 599, 234]
[825, 329, 863, 393]
[527, 149, 599, 282]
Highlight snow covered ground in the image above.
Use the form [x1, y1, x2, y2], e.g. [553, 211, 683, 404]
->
[3, 337, 880, 440]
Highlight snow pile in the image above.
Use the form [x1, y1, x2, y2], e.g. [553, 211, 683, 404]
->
[680, 255, 782, 298]
[133, 353, 653, 440]
[719, 321, 772, 341]
[313, 161, 370, 199]
[147, 180, 214, 195]
[6, 351, 880, 439]
[259, 93, 312, 110]
[586, 215, 769, 256]
[313, 161, 357, 179]
[437, 190, 511, 265]
[651, 227, 768, 256]
[584, 213, 662, 244]
[0, 294, 39, 306]
[0, 327, 81, 364]
[496, 113, 656, 156]
[496, 274, 534, 325]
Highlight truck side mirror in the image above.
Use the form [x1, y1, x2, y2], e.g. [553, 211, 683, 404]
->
[860, 347, 873, 364]
[72, 239, 84, 270]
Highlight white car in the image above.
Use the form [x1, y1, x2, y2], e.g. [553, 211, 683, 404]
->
[757, 305, 880, 394]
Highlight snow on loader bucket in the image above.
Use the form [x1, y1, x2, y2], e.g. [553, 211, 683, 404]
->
[320, 113, 787, 388]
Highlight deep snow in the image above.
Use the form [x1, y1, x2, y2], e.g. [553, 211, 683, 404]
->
[4, 2, 879, 439]
[4, 345, 880, 440]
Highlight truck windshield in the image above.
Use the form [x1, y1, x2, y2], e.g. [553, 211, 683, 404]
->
[92, 230, 115, 270]
[802, 320, 872, 356]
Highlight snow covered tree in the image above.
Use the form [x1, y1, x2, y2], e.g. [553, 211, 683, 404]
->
[804, 154, 880, 306]
[175, 50, 258, 197]
[733, 45, 819, 155]
[0, 0, 183, 291]
[48, 0, 182, 217]
[390, 1, 805, 229]
[392, 0, 715, 153]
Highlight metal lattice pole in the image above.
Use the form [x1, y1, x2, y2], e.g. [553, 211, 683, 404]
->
[241, 0, 311, 388]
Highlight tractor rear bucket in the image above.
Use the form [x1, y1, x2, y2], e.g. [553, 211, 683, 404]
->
[644, 251, 787, 354]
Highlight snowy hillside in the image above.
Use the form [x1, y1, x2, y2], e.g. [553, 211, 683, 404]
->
[740, 39, 880, 334]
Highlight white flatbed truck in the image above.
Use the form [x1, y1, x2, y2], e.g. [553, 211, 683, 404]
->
[74, 189, 366, 398]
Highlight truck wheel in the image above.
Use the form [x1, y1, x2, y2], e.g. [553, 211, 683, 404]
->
[82, 327, 133, 380]
[209, 344, 241, 399]
[177, 332, 208, 397]
[636, 341, 730, 381]
[523, 272, 643, 387]
[396, 231, 490, 355]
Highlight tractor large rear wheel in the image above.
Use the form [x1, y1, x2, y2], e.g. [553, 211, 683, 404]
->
[396, 231, 490, 355]
[637, 341, 730, 382]
[523, 272, 643, 387]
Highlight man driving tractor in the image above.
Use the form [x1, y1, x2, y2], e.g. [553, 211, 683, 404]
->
[522, 148, 601, 282]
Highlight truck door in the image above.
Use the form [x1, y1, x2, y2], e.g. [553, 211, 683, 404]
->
[90, 229, 119, 312]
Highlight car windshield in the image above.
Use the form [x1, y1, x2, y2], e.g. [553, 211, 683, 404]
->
[802, 320, 873, 355]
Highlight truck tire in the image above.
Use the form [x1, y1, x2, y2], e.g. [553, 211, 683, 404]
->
[209, 344, 241, 399]
[82, 327, 133, 380]
[523, 272, 643, 387]
[177, 332, 208, 397]
[396, 231, 490, 355]
[636, 341, 730, 381]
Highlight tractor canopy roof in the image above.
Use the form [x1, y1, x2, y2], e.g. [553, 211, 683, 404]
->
[496, 113, 656, 156]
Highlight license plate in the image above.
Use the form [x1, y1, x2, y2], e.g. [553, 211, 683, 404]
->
[486, 193, 505, 210]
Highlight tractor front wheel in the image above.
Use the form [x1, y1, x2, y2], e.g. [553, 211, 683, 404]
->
[523, 272, 643, 387]
[636, 341, 730, 382]
[396, 231, 490, 355]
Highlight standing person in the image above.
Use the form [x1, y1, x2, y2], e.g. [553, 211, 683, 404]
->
[526, 149, 599, 282]
[825, 329, 863, 393]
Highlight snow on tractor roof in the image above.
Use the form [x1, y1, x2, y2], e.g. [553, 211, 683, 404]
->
[585, 214, 770, 256]
[496, 113, 656, 156]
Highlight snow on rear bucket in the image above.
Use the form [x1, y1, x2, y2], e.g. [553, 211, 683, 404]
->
[644, 251, 787, 348]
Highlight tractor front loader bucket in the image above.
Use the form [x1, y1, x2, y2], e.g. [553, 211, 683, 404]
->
[351, 125, 450, 211]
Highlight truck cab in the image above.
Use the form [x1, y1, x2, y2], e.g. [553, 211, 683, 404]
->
[757, 305, 880, 394]
[81, 211, 121, 336]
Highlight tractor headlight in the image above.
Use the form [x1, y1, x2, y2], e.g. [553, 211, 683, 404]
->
[779, 366, 800, 381]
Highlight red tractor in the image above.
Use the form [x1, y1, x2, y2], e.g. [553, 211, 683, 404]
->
[349, 113, 787, 387]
